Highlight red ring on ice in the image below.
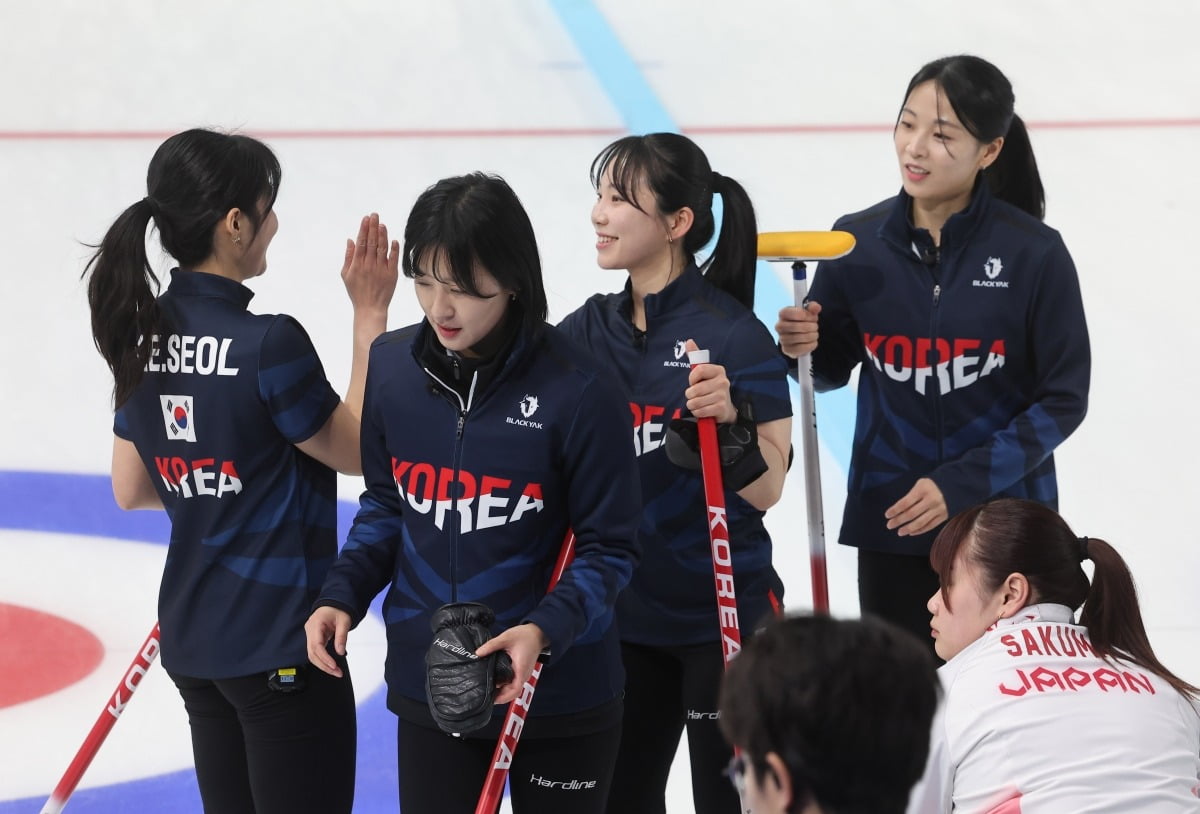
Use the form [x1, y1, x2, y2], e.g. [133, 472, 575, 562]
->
[0, 603, 104, 708]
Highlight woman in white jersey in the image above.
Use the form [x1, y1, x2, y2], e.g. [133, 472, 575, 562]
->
[907, 498, 1200, 813]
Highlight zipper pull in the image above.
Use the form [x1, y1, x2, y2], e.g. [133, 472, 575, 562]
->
[933, 284, 941, 306]
[456, 411, 465, 439]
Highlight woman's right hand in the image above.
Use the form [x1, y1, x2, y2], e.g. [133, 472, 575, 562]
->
[775, 300, 822, 358]
[341, 213, 399, 316]
[305, 606, 352, 678]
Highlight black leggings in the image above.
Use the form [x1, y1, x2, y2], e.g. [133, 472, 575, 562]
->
[169, 658, 356, 814]
[857, 547, 942, 659]
[397, 715, 622, 814]
[606, 640, 740, 814]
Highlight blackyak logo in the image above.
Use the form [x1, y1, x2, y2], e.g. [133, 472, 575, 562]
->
[664, 339, 691, 368]
[508, 394, 543, 429]
[974, 256, 1009, 288]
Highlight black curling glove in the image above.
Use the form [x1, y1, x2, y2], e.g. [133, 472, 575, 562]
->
[664, 401, 769, 491]
[425, 602, 514, 736]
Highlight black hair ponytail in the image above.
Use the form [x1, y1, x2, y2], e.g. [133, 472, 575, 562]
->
[702, 171, 757, 309]
[85, 199, 166, 407]
[984, 114, 1044, 220]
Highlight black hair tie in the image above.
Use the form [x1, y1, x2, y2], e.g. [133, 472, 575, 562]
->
[1077, 536, 1091, 562]
[142, 196, 160, 218]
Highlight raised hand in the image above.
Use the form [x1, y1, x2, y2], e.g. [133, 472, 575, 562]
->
[341, 212, 399, 317]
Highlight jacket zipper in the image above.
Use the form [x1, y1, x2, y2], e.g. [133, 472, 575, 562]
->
[423, 366, 478, 603]
[930, 275, 944, 463]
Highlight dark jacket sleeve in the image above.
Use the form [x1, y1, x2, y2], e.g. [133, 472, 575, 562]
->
[723, 313, 792, 423]
[313, 345, 402, 624]
[808, 253, 867, 392]
[522, 371, 641, 660]
[931, 237, 1090, 515]
[258, 315, 341, 444]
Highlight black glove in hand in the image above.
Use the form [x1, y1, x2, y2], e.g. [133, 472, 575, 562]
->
[425, 602, 514, 736]
[664, 402, 769, 491]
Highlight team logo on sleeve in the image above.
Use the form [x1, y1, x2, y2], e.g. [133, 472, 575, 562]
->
[159, 395, 197, 442]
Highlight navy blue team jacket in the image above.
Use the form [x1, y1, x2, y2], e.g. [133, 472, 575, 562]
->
[558, 265, 792, 647]
[809, 182, 1090, 556]
[114, 269, 341, 679]
[315, 320, 641, 721]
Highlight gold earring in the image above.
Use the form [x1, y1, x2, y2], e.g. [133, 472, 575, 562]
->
[232, 234, 242, 245]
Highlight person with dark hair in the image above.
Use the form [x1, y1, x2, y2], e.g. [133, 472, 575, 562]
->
[776, 54, 1091, 650]
[84, 128, 396, 813]
[557, 132, 793, 814]
[907, 498, 1200, 811]
[305, 172, 641, 814]
[719, 614, 940, 814]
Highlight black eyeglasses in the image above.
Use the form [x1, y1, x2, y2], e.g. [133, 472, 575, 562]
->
[724, 752, 748, 796]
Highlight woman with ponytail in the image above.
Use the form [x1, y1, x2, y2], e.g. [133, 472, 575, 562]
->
[85, 128, 396, 812]
[906, 498, 1200, 811]
[776, 55, 1091, 652]
[558, 133, 792, 813]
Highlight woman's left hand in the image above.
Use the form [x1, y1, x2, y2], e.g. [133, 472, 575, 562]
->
[683, 338, 736, 424]
[885, 478, 948, 536]
[475, 623, 549, 705]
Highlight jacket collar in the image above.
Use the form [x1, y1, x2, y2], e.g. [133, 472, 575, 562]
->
[166, 268, 254, 309]
[996, 603, 1077, 627]
[618, 262, 705, 324]
[412, 315, 532, 411]
[880, 178, 994, 263]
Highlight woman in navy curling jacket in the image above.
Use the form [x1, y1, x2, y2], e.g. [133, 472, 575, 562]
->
[559, 133, 793, 814]
[777, 55, 1091, 651]
[306, 173, 640, 814]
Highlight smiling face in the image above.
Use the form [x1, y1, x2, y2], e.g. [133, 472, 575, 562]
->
[413, 249, 512, 358]
[927, 547, 1006, 661]
[894, 80, 1002, 217]
[590, 166, 675, 276]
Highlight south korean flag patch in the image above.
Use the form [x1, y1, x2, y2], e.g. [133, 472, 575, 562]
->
[160, 395, 197, 442]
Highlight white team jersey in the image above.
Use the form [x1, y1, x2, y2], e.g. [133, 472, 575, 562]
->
[907, 604, 1200, 813]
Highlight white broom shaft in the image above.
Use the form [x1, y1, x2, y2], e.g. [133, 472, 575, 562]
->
[793, 264, 829, 612]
